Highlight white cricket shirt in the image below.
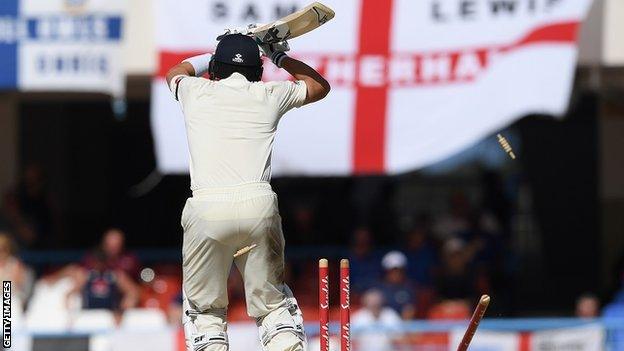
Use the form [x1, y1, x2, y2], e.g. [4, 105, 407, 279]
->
[172, 73, 307, 190]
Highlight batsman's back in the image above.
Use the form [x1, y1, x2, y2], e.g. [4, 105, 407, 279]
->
[175, 73, 307, 190]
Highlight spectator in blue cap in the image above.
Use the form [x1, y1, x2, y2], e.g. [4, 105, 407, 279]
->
[375, 251, 416, 319]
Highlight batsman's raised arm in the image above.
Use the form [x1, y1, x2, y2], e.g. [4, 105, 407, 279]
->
[165, 62, 195, 86]
[165, 53, 214, 100]
[261, 43, 330, 105]
[281, 56, 331, 105]
[165, 52, 214, 88]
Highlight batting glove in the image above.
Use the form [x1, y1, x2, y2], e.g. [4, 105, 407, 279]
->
[216, 23, 258, 41]
[259, 41, 290, 68]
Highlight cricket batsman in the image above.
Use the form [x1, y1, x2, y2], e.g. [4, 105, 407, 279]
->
[166, 33, 330, 351]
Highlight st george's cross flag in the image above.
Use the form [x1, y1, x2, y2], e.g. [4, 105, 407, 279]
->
[151, 0, 593, 176]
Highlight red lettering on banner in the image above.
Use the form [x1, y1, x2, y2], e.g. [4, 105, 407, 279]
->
[157, 22, 579, 85]
[519, 332, 531, 351]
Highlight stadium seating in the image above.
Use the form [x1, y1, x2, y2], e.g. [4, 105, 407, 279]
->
[120, 308, 168, 330]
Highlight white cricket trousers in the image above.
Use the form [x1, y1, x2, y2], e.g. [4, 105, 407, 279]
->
[181, 182, 303, 351]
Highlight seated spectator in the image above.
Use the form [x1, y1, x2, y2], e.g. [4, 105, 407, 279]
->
[0, 232, 34, 308]
[68, 251, 139, 313]
[575, 293, 600, 319]
[434, 238, 482, 302]
[83, 228, 140, 279]
[375, 251, 416, 319]
[405, 225, 437, 287]
[349, 228, 382, 293]
[352, 289, 401, 351]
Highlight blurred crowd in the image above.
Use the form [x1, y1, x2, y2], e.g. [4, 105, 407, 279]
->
[0, 166, 623, 345]
[0, 225, 621, 349]
[348, 219, 497, 321]
[0, 227, 182, 329]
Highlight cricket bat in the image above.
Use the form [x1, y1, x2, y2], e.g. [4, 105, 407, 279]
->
[251, 2, 335, 44]
[217, 2, 335, 44]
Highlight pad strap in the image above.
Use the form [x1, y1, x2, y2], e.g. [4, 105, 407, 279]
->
[191, 331, 228, 351]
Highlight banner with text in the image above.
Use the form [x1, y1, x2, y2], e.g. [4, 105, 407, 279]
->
[449, 324, 605, 351]
[8, 322, 608, 351]
[152, 0, 592, 175]
[0, 0, 125, 96]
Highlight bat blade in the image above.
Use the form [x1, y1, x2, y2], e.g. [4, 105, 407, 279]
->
[251, 2, 335, 44]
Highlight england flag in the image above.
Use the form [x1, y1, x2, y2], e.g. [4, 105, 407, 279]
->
[151, 0, 593, 176]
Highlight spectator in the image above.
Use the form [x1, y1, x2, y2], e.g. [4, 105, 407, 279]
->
[434, 238, 481, 302]
[404, 225, 437, 287]
[83, 228, 140, 279]
[575, 293, 600, 319]
[376, 251, 416, 319]
[0, 232, 34, 308]
[349, 228, 382, 293]
[2, 163, 52, 248]
[68, 250, 139, 312]
[352, 289, 401, 351]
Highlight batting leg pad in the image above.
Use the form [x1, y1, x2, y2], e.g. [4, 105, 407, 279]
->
[257, 286, 307, 351]
[183, 297, 229, 351]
